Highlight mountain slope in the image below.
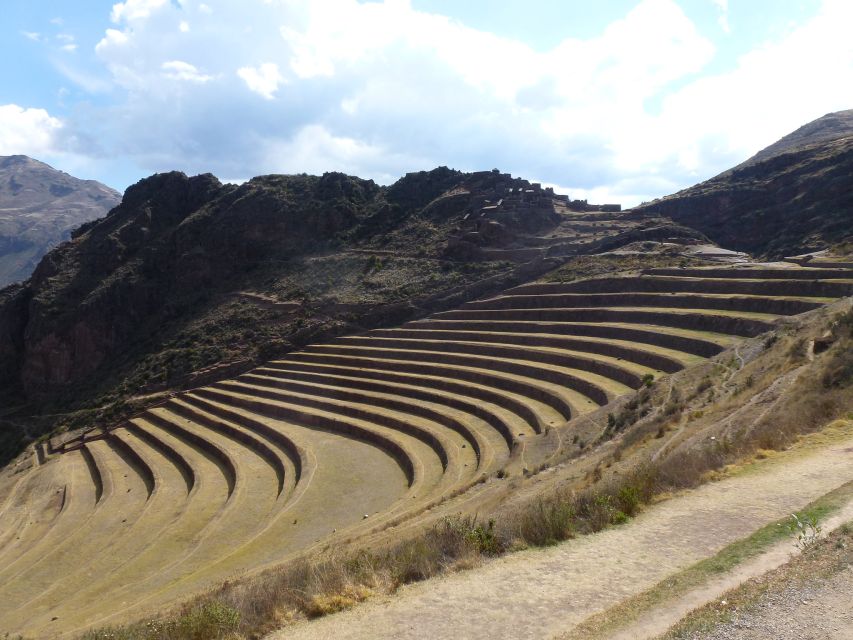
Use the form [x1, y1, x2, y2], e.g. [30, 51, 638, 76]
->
[1, 167, 653, 464]
[742, 108, 853, 167]
[0, 155, 121, 287]
[634, 110, 853, 258]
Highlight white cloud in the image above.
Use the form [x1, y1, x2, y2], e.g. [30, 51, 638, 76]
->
[644, 0, 853, 173]
[53, 59, 114, 93]
[42, 0, 853, 203]
[57, 33, 77, 53]
[22, 31, 42, 42]
[110, 0, 168, 23]
[96, 28, 129, 52]
[711, 0, 731, 34]
[162, 60, 212, 83]
[0, 104, 63, 156]
[237, 63, 284, 99]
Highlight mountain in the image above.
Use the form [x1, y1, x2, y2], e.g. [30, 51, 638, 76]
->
[4, 109, 849, 464]
[633, 110, 853, 258]
[3, 166, 660, 461]
[741, 108, 853, 167]
[0, 155, 121, 287]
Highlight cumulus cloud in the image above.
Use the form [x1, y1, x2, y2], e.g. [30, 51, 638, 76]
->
[237, 63, 284, 99]
[35, 0, 853, 202]
[0, 104, 63, 156]
[110, 0, 169, 23]
[96, 28, 128, 53]
[162, 60, 212, 83]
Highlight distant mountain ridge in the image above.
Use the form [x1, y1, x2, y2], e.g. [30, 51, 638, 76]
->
[0, 155, 121, 287]
[634, 109, 853, 257]
[741, 108, 853, 168]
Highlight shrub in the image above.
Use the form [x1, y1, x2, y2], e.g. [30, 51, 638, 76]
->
[511, 497, 576, 546]
[663, 400, 683, 417]
[788, 337, 808, 360]
[177, 601, 240, 639]
[821, 342, 853, 389]
[836, 308, 853, 339]
[80, 602, 241, 640]
[464, 519, 504, 556]
[615, 485, 642, 517]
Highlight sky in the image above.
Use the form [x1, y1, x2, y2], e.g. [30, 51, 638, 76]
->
[1, 0, 851, 206]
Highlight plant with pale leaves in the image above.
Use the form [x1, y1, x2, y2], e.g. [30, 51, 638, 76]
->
[789, 513, 822, 550]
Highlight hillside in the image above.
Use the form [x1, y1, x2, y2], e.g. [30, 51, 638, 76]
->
[0, 156, 120, 287]
[2, 259, 851, 638]
[0, 167, 674, 465]
[743, 108, 853, 166]
[0, 142, 851, 638]
[633, 110, 853, 258]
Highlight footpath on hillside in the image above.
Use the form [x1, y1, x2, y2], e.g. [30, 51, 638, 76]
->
[269, 426, 853, 640]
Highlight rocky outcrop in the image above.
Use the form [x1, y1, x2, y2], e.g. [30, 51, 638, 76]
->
[8, 170, 389, 395]
[4, 168, 555, 399]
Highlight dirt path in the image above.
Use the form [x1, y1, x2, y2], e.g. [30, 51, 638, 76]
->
[604, 498, 853, 640]
[269, 429, 853, 640]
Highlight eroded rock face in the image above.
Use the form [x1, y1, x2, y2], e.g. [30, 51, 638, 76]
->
[22, 323, 116, 389]
[0, 170, 398, 396]
[11, 172, 225, 395]
[0, 285, 29, 387]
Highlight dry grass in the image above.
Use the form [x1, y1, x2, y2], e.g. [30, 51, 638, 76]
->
[642, 306, 853, 490]
[506, 465, 657, 547]
[74, 468, 662, 640]
[74, 307, 853, 640]
[76, 516, 489, 640]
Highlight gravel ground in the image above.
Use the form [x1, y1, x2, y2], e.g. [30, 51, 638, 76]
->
[694, 567, 853, 640]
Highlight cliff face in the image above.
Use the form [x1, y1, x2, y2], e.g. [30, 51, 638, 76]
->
[9, 170, 376, 395]
[0, 156, 121, 287]
[634, 110, 853, 258]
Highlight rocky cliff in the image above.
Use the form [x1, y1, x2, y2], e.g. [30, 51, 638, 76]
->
[634, 110, 853, 257]
[0, 167, 562, 418]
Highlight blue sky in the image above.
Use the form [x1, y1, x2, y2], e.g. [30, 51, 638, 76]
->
[1, 0, 850, 205]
